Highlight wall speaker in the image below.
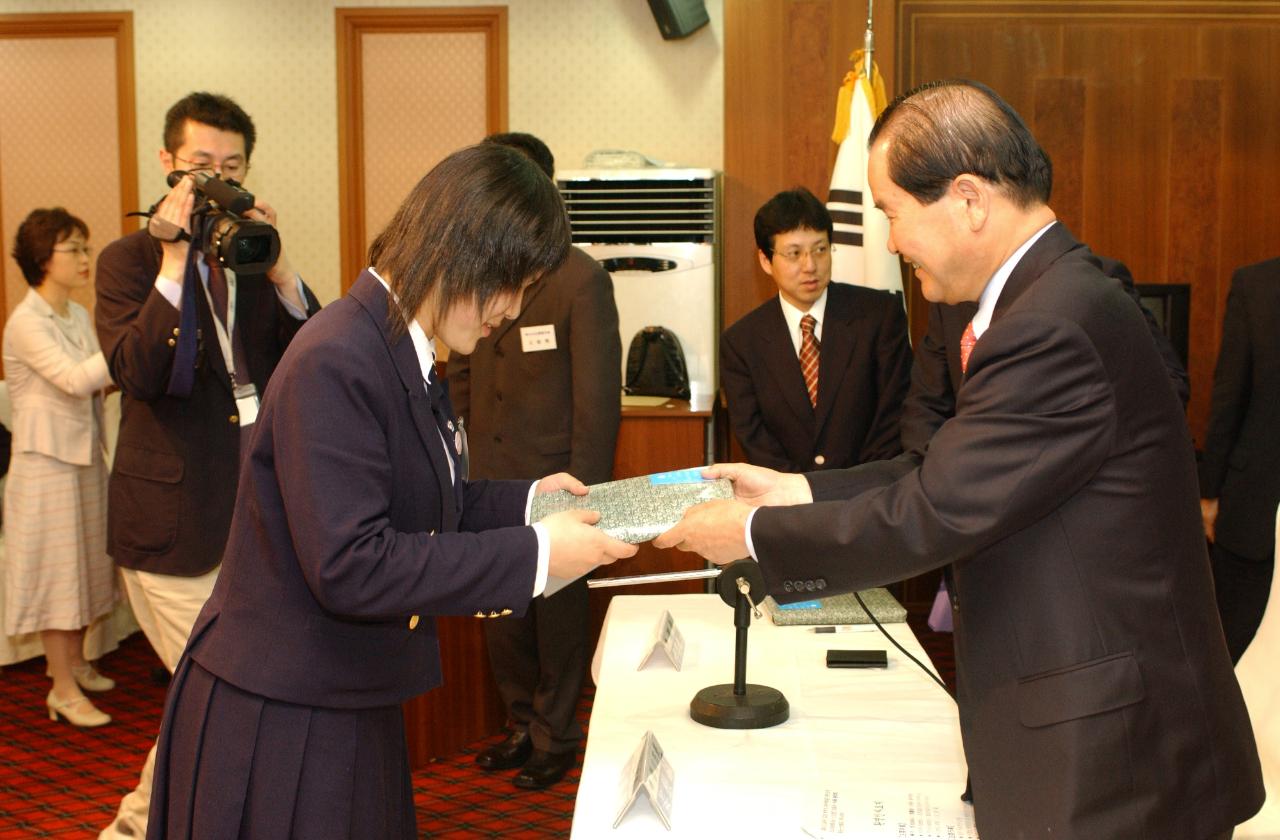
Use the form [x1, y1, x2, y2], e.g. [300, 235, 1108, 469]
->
[647, 0, 710, 40]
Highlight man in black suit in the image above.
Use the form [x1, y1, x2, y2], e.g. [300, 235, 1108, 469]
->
[720, 188, 911, 472]
[660, 79, 1262, 838]
[1200, 256, 1280, 662]
[94, 91, 320, 840]
[449, 132, 621, 790]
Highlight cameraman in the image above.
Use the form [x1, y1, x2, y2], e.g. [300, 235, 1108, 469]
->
[94, 91, 320, 840]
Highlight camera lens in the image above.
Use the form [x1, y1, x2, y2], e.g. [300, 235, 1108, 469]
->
[237, 233, 271, 265]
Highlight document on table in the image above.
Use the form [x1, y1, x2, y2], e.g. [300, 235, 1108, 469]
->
[802, 785, 979, 838]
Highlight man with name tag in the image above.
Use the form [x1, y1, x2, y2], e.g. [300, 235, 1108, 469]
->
[448, 132, 622, 790]
[94, 91, 320, 840]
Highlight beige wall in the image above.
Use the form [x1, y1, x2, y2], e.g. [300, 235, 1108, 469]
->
[0, 0, 724, 305]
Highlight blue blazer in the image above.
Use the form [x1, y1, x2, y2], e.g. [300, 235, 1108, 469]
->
[187, 271, 539, 709]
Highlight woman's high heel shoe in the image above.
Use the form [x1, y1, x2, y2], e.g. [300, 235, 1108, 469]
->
[71, 664, 115, 692]
[47, 691, 111, 728]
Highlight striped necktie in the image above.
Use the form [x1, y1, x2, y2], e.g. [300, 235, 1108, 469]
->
[799, 314, 820, 408]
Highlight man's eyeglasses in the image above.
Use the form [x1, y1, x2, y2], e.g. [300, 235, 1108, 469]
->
[173, 155, 249, 182]
[53, 245, 94, 258]
[774, 243, 832, 264]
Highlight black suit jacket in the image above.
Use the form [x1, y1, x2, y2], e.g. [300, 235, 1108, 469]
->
[902, 255, 1190, 459]
[95, 229, 320, 576]
[448, 247, 621, 484]
[187, 271, 538, 708]
[720, 282, 911, 472]
[752, 224, 1263, 838]
[1199, 257, 1280, 560]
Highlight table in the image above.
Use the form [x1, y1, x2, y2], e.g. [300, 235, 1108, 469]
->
[573, 594, 974, 838]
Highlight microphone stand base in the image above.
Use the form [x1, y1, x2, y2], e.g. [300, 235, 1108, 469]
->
[690, 684, 789, 729]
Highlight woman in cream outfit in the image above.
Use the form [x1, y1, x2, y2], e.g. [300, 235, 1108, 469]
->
[4, 207, 115, 727]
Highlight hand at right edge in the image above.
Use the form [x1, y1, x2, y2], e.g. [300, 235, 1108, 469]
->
[702, 463, 813, 508]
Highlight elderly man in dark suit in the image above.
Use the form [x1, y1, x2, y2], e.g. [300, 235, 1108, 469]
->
[721, 188, 911, 472]
[1200, 256, 1280, 662]
[448, 132, 621, 791]
[659, 79, 1262, 839]
[94, 91, 320, 840]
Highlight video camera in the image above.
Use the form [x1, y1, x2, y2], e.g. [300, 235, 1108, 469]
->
[146, 170, 280, 274]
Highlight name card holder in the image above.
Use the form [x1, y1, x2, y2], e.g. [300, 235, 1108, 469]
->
[613, 730, 675, 831]
[638, 610, 686, 671]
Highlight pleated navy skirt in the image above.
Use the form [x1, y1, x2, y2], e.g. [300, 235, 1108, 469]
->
[148, 658, 416, 839]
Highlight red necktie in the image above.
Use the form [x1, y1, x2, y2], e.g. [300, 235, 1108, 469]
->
[206, 255, 230, 328]
[959, 320, 978, 375]
[206, 256, 249, 384]
[799, 314, 820, 408]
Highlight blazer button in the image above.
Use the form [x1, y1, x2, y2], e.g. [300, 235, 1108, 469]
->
[473, 611, 486, 619]
[500, 608, 512, 616]
[229, 415, 239, 424]
[783, 581, 794, 593]
[488, 610, 500, 618]
[167, 338, 177, 347]
[429, 530, 436, 536]
[814, 454, 826, 466]
[815, 578, 826, 590]
[805, 580, 816, 592]
[408, 615, 420, 630]
[172, 327, 181, 336]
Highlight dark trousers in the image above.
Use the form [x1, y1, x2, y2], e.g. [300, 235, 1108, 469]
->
[484, 576, 590, 755]
[1210, 541, 1273, 663]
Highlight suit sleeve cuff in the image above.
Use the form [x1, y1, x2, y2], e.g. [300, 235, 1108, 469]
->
[278, 275, 310, 320]
[745, 507, 760, 561]
[530, 522, 550, 596]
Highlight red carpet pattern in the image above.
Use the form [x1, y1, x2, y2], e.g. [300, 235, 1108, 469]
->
[1, 612, 955, 838]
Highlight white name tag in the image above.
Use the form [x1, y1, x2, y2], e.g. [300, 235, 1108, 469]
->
[520, 324, 557, 352]
[234, 383, 260, 427]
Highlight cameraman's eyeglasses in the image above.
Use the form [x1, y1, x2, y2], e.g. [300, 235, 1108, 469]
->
[173, 155, 249, 182]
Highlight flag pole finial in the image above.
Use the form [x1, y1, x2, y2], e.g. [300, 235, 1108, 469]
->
[863, 0, 875, 78]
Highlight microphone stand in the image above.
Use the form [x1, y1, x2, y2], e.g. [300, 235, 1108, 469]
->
[689, 559, 789, 729]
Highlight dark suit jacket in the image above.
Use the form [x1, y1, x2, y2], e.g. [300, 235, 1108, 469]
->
[95, 229, 319, 576]
[448, 246, 621, 484]
[902, 255, 1190, 459]
[752, 224, 1263, 838]
[721, 282, 911, 472]
[1199, 257, 1280, 560]
[186, 271, 539, 708]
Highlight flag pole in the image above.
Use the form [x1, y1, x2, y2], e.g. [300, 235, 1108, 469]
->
[863, 0, 874, 79]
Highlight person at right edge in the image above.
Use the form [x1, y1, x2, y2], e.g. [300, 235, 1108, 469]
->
[1199, 256, 1280, 663]
[657, 79, 1263, 839]
[449, 132, 622, 791]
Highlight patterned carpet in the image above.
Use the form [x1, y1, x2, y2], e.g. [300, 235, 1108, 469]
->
[0, 610, 955, 838]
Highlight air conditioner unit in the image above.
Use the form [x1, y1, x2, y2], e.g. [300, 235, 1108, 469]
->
[555, 168, 721, 408]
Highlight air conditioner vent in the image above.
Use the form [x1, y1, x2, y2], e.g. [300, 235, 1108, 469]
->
[557, 174, 717, 245]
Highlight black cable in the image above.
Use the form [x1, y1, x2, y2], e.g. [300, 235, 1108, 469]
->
[852, 589, 955, 700]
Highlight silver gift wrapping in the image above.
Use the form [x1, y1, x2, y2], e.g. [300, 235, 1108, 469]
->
[530, 476, 733, 544]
